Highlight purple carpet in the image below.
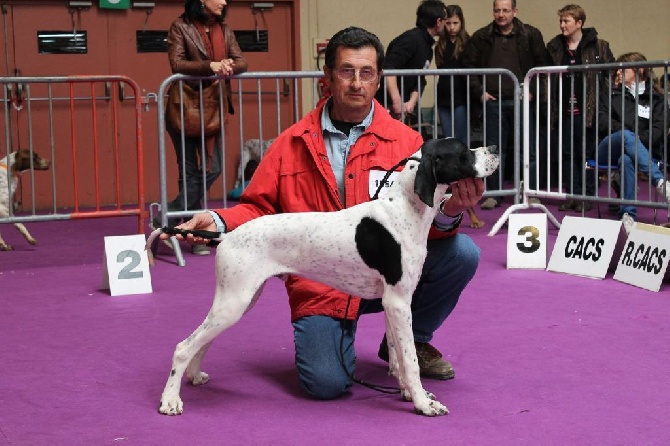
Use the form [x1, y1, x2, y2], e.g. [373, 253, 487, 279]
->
[1, 200, 669, 445]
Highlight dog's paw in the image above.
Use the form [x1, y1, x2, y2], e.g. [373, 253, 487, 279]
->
[187, 371, 209, 386]
[27, 237, 37, 245]
[414, 399, 449, 417]
[158, 397, 184, 416]
[0, 243, 13, 251]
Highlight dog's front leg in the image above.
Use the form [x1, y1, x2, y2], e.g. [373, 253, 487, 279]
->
[383, 312, 405, 393]
[382, 288, 448, 416]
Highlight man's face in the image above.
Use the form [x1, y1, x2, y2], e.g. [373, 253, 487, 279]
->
[324, 46, 380, 121]
[559, 15, 582, 38]
[493, 0, 517, 30]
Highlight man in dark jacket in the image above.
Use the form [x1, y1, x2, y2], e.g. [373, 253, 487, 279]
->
[546, 4, 614, 212]
[375, 0, 447, 120]
[462, 0, 549, 208]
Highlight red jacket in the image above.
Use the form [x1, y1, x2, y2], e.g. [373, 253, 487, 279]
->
[214, 99, 459, 321]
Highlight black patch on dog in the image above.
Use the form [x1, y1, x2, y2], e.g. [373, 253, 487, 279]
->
[355, 217, 402, 285]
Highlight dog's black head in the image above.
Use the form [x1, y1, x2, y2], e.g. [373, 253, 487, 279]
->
[414, 138, 498, 207]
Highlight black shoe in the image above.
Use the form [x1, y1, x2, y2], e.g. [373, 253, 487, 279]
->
[559, 200, 576, 211]
[152, 216, 181, 230]
[574, 201, 592, 212]
[378, 336, 455, 380]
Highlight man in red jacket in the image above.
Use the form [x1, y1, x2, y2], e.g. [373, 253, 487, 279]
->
[168, 26, 484, 400]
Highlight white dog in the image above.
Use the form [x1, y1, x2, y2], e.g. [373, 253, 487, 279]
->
[0, 149, 50, 251]
[148, 138, 498, 416]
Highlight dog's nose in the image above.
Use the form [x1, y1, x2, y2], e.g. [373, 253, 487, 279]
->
[487, 145, 498, 155]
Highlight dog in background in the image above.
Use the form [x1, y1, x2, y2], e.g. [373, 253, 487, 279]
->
[235, 138, 274, 189]
[0, 149, 50, 250]
[466, 207, 485, 228]
[149, 139, 499, 417]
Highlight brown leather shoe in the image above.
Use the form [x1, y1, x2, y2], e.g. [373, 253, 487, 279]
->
[378, 337, 455, 380]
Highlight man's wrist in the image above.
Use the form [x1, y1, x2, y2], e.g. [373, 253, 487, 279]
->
[208, 211, 227, 233]
[433, 200, 463, 231]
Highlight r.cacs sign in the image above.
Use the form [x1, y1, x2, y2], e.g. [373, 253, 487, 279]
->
[614, 223, 670, 292]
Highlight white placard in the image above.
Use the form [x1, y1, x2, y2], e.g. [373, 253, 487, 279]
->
[613, 223, 670, 292]
[507, 213, 548, 269]
[102, 234, 153, 296]
[368, 170, 400, 199]
[547, 216, 621, 279]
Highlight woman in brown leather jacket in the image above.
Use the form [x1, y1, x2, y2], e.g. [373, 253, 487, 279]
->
[163, 0, 248, 255]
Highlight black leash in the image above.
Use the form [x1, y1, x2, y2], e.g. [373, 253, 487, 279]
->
[160, 226, 223, 247]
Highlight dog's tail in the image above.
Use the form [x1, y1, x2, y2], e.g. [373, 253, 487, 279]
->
[145, 228, 163, 253]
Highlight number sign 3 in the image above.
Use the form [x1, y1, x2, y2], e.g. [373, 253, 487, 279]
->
[507, 213, 548, 269]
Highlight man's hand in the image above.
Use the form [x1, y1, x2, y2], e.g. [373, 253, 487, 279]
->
[441, 178, 485, 216]
[159, 212, 217, 245]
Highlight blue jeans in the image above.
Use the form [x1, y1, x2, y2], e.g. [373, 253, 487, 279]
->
[166, 122, 223, 215]
[597, 130, 663, 219]
[292, 234, 480, 400]
[438, 105, 468, 145]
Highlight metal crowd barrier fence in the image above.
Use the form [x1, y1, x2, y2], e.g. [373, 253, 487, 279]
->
[490, 60, 670, 236]
[379, 68, 522, 206]
[154, 69, 522, 265]
[0, 75, 146, 234]
[154, 71, 324, 266]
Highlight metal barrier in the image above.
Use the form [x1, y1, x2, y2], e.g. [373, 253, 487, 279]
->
[154, 71, 324, 266]
[380, 68, 522, 206]
[490, 60, 670, 236]
[0, 75, 146, 233]
[154, 68, 523, 266]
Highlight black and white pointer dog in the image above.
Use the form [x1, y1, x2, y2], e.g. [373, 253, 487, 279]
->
[0, 149, 50, 251]
[147, 138, 499, 416]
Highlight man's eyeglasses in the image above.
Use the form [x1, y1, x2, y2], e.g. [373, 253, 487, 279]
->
[334, 67, 378, 83]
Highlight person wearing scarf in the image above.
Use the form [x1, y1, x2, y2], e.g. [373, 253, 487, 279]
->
[163, 0, 248, 254]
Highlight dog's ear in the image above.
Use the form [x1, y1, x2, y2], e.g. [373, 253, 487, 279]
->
[414, 140, 440, 207]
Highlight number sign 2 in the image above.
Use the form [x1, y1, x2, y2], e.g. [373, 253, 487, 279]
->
[102, 234, 153, 296]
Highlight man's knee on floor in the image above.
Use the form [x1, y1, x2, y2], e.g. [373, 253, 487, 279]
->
[297, 368, 352, 400]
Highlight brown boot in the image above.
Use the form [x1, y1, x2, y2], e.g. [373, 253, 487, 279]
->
[378, 337, 455, 380]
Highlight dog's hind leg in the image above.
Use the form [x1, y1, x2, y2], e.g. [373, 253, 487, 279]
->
[14, 223, 37, 245]
[159, 278, 267, 415]
[184, 281, 267, 386]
